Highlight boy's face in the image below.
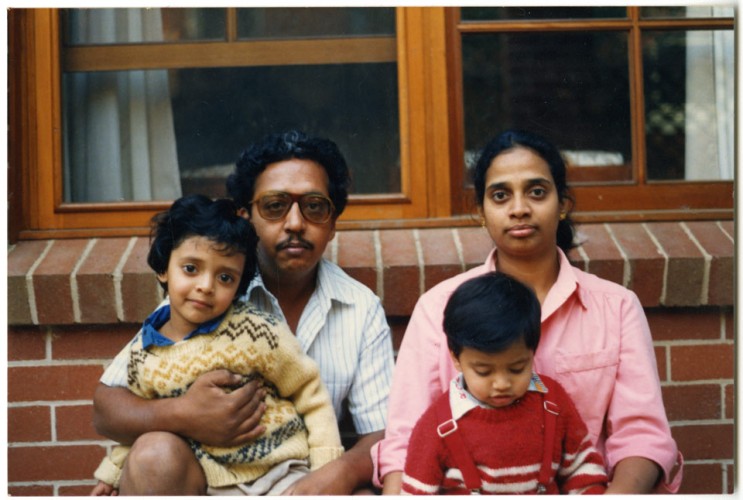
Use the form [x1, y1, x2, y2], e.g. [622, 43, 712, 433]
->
[158, 236, 245, 339]
[450, 340, 534, 408]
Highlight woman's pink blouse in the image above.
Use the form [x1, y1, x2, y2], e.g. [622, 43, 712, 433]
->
[372, 248, 682, 492]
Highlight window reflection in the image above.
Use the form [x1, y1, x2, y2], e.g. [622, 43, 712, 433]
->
[462, 31, 631, 185]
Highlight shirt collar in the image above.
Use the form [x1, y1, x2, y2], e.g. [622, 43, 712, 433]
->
[245, 259, 351, 309]
[140, 304, 226, 349]
[487, 247, 586, 322]
[449, 371, 548, 421]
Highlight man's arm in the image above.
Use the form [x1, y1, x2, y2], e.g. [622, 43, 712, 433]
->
[93, 370, 267, 447]
[282, 430, 384, 495]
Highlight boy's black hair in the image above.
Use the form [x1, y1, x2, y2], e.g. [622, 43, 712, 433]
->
[147, 194, 259, 299]
[443, 271, 541, 357]
[226, 129, 351, 217]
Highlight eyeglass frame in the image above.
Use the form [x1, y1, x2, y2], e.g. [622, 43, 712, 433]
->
[249, 190, 336, 224]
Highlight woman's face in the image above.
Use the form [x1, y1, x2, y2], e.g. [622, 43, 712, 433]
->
[480, 146, 563, 260]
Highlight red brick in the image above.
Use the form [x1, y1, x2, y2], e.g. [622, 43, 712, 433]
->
[646, 308, 721, 342]
[565, 246, 586, 271]
[456, 226, 493, 269]
[418, 228, 462, 291]
[654, 346, 667, 381]
[8, 444, 107, 482]
[33, 239, 91, 325]
[8, 365, 103, 402]
[8, 406, 52, 442]
[610, 222, 664, 306]
[645, 222, 705, 306]
[389, 317, 409, 354]
[575, 224, 624, 286]
[336, 230, 378, 294]
[726, 463, 734, 494]
[671, 423, 733, 460]
[677, 463, 724, 494]
[77, 238, 130, 324]
[379, 229, 420, 316]
[60, 484, 99, 496]
[670, 344, 733, 381]
[56, 404, 101, 441]
[724, 383, 733, 420]
[718, 220, 733, 239]
[661, 384, 721, 421]
[724, 309, 733, 339]
[8, 326, 47, 361]
[8, 241, 50, 325]
[121, 237, 162, 323]
[685, 222, 733, 305]
[8, 485, 55, 496]
[51, 324, 139, 360]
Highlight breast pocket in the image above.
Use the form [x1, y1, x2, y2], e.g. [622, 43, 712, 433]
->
[553, 348, 619, 432]
[555, 348, 619, 374]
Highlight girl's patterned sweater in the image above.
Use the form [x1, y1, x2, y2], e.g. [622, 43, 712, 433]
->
[94, 302, 343, 488]
[401, 374, 607, 495]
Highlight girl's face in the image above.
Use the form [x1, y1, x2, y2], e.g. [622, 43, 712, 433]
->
[480, 146, 563, 260]
[158, 236, 245, 340]
[451, 341, 534, 408]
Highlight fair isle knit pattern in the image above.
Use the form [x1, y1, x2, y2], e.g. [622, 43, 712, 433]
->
[401, 375, 607, 495]
[94, 302, 343, 488]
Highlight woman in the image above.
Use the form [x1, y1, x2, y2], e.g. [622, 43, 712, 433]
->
[372, 129, 682, 494]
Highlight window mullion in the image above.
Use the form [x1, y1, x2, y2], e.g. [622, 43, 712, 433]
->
[226, 8, 237, 42]
[627, 6, 647, 185]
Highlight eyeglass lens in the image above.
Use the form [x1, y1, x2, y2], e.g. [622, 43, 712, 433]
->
[257, 192, 333, 223]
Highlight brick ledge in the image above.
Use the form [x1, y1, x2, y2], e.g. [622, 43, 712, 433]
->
[8, 221, 734, 326]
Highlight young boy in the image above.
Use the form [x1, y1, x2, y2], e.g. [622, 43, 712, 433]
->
[401, 271, 607, 495]
[92, 194, 343, 495]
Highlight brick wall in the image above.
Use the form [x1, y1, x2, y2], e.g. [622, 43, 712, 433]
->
[7, 221, 735, 494]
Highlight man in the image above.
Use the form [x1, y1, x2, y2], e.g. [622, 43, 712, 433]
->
[93, 130, 394, 495]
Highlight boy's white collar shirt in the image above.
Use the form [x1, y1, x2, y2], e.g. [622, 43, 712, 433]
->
[449, 372, 549, 421]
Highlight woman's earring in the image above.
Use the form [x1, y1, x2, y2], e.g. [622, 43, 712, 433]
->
[559, 212, 567, 221]
[480, 218, 486, 227]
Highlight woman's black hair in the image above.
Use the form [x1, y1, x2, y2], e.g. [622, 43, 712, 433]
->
[472, 129, 576, 252]
[147, 194, 258, 299]
[226, 129, 351, 217]
[443, 271, 541, 358]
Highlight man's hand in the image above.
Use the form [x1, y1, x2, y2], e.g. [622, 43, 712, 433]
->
[93, 370, 266, 447]
[171, 370, 267, 447]
[281, 459, 357, 495]
[282, 430, 384, 495]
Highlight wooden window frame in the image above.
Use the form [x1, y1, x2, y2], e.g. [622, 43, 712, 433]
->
[9, 7, 733, 242]
[446, 7, 734, 222]
[11, 8, 452, 240]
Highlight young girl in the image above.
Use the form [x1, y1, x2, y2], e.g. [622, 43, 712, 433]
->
[402, 271, 607, 495]
[92, 194, 343, 495]
[374, 129, 682, 494]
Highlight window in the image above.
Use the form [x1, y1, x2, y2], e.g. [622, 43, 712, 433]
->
[61, 8, 401, 202]
[9, 7, 734, 241]
[448, 6, 734, 218]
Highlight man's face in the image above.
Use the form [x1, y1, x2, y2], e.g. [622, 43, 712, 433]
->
[245, 158, 337, 282]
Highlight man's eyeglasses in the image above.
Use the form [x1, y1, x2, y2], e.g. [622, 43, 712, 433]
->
[250, 191, 336, 224]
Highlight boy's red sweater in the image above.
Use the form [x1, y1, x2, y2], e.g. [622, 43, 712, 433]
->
[401, 374, 607, 495]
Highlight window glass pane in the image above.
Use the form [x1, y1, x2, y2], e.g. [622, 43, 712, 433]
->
[640, 6, 734, 18]
[461, 7, 626, 21]
[643, 30, 734, 181]
[62, 64, 400, 203]
[63, 8, 226, 45]
[237, 7, 395, 39]
[462, 32, 631, 186]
